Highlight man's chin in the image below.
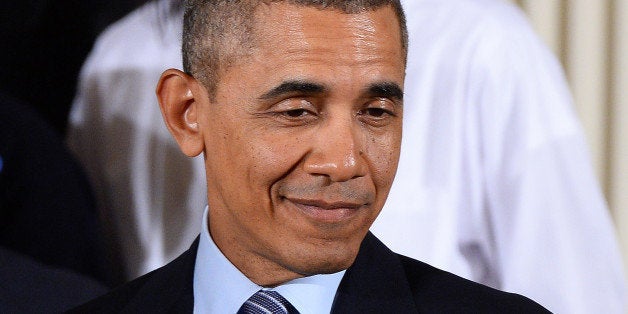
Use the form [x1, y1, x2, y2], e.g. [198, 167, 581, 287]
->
[284, 245, 361, 277]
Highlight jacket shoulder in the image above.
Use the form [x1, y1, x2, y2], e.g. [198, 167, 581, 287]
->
[399, 255, 550, 313]
[67, 239, 198, 313]
[66, 271, 154, 313]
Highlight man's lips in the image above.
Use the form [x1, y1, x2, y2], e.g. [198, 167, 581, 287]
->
[287, 198, 363, 210]
[283, 197, 365, 223]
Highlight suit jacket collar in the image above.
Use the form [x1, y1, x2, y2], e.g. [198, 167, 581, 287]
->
[117, 232, 416, 313]
[331, 232, 418, 313]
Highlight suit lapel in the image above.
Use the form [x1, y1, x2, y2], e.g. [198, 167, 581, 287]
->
[331, 232, 418, 314]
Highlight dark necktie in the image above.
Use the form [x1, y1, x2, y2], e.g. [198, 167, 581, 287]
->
[237, 290, 300, 314]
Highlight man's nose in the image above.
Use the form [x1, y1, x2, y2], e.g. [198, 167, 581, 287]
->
[303, 117, 367, 182]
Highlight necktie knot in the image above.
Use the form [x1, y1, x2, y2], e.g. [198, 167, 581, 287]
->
[237, 290, 299, 314]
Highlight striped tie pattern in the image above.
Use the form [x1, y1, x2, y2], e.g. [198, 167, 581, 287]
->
[237, 290, 300, 314]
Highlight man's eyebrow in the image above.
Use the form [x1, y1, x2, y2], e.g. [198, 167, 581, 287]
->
[365, 82, 404, 101]
[259, 80, 327, 100]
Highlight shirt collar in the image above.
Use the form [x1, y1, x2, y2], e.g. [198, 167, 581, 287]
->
[193, 206, 345, 314]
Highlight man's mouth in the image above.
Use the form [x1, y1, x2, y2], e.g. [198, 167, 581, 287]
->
[283, 197, 364, 223]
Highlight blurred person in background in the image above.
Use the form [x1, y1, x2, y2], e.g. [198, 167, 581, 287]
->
[0, 92, 109, 311]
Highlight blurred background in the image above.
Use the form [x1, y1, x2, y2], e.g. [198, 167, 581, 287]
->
[506, 0, 628, 271]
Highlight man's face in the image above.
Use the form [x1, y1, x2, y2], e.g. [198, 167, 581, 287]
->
[200, 3, 405, 285]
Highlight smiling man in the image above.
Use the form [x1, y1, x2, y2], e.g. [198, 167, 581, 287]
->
[181, 2, 406, 288]
[71, 0, 548, 313]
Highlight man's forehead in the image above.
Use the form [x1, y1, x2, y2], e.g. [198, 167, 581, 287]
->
[185, 1, 406, 98]
[206, 3, 406, 101]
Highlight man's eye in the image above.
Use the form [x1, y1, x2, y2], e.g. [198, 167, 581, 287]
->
[360, 107, 393, 118]
[283, 109, 310, 118]
[363, 108, 389, 117]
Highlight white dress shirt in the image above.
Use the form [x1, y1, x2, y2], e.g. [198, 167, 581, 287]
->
[193, 207, 344, 314]
[68, 0, 626, 313]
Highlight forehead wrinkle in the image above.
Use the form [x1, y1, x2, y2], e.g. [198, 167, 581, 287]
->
[263, 28, 398, 71]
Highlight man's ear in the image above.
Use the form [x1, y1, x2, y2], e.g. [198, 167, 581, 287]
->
[156, 69, 206, 157]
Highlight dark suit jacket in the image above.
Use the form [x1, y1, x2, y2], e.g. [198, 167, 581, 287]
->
[0, 247, 107, 313]
[70, 232, 549, 313]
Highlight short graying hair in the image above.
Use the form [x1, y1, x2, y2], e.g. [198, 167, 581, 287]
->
[182, 0, 408, 98]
